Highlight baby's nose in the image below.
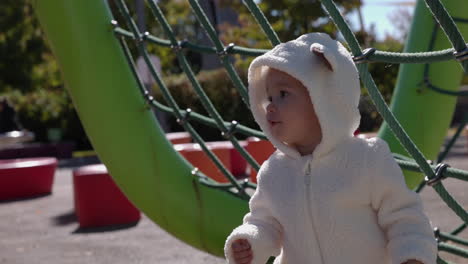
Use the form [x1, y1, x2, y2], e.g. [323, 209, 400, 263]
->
[266, 102, 276, 113]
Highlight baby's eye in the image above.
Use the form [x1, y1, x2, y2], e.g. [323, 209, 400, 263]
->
[280, 90, 289, 98]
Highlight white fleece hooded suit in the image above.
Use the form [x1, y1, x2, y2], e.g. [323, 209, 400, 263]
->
[224, 33, 437, 264]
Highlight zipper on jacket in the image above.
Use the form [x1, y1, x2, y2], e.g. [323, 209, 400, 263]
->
[303, 160, 326, 264]
[304, 162, 311, 186]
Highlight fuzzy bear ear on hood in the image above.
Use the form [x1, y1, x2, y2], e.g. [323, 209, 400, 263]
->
[310, 43, 336, 72]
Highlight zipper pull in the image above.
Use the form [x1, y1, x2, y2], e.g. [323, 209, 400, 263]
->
[304, 162, 311, 186]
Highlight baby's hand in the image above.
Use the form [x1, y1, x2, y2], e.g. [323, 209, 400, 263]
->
[231, 239, 253, 264]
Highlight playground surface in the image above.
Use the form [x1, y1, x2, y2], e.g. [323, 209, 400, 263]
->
[0, 134, 467, 264]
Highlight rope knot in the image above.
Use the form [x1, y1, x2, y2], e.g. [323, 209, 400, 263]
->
[453, 45, 468, 62]
[352, 48, 376, 64]
[425, 163, 450, 187]
[221, 120, 238, 139]
[171, 40, 188, 52]
[218, 43, 236, 58]
[176, 108, 192, 125]
[110, 20, 119, 28]
[140, 31, 150, 42]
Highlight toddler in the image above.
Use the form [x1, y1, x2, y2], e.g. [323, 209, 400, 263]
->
[224, 33, 437, 264]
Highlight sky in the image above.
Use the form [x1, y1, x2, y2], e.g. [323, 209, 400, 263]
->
[347, 0, 416, 40]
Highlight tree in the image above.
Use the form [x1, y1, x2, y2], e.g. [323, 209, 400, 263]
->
[217, 0, 361, 45]
[0, 0, 61, 93]
[108, 0, 205, 74]
[216, 0, 361, 69]
[387, 6, 413, 43]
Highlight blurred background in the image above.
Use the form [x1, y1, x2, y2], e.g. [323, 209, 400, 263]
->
[1, 0, 466, 157]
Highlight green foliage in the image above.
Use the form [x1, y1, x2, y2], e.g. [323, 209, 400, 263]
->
[0, 0, 62, 93]
[0, 0, 402, 146]
[109, 0, 203, 75]
[218, 0, 361, 69]
[153, 68, 258, 141]
[358, 35, 404, 132]
[0, 0, 90, 149]
[3, 89, 91, 149]
[153, 32, 403, 137]
[219, 0, 360, 44]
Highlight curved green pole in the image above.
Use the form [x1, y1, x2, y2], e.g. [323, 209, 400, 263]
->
[378, 0, 468, 189]
[33, 0, 247, 257]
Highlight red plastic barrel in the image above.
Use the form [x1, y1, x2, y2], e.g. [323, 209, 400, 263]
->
[0, 157, 57, 200]
[245, 137, 276, 183]
[73, 164, 140, 228]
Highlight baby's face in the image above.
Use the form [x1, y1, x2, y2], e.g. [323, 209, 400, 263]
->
[265, 68, 322, 155]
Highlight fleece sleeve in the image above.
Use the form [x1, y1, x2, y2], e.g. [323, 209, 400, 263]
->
[369, 138, 437, 264]
[224, 169, 283, 264]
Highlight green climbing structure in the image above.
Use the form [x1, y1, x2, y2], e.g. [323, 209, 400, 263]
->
[33, 0, 468, 262]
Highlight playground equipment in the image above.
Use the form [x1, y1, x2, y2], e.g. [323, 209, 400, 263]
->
[33, 0, 468, 262]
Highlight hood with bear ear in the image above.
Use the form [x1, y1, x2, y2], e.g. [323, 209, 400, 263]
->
[248, 33, 361, 159]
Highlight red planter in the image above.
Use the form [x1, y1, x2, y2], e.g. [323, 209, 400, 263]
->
[166, 132, 192, 145]
[174, 141, 248, 183]
[245, 137, 276, 183]
[73, 164, 140, 228]
[0, 157, 57, 200]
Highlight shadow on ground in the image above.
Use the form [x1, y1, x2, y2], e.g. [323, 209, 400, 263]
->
[51, 210, 77, 226]
[72, 221, 140, 234]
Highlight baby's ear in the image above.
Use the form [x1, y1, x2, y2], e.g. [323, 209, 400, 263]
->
[310, 43, 336, 72]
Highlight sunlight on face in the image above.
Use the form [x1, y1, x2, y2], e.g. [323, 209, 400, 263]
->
[264, 68, 322, 155]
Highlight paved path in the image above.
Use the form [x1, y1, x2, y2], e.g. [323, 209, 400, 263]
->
[0, 134, 467, 263]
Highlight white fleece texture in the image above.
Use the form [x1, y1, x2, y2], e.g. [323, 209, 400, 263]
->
[224, 33, 437, 264]
[224, 180, 283, 264]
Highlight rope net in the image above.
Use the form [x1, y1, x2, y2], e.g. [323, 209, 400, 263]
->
[110, 0, 468, 262]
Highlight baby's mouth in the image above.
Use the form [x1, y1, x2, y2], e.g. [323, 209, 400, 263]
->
[269, 121, 281, 127]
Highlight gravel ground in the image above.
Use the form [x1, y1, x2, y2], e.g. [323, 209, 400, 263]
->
[0, 134, 467, 264]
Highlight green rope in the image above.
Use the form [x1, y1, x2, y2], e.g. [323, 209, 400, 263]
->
[114, 27, 468, 64]
[241, 0, 281, 46]
[414, 179, 427, 193]
[423, 81, 468, 96]
[453, 17, 468, 23]
[370, 47, 467, 64]
[396, 159, 468, 182]
[113, 36, 264, 139]
[185, 0, 250, 108]
[422, 22, 468, 97]
[439, 231, 468, 246]
[438, 242, 468, 258]
[451, 223, 467, 236]
[422, 0, 468, 72]
[146, 0, 261, 175]
[437, 256, 455, 264]
[115, 0, 250, 199]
